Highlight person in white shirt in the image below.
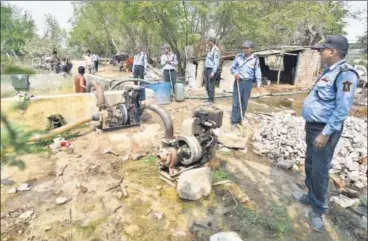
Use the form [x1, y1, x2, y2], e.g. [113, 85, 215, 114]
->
[84, 50, 95, 74]
[132, 46, 148, 85]
[160, 44, 178, 93]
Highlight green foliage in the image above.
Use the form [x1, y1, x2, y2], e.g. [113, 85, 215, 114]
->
[68, 1, 352, 74]
[1, 2, 36, 55]
[0, 112, 46, 170]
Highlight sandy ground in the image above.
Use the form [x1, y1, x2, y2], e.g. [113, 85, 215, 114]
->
[1, 66, 367, 241]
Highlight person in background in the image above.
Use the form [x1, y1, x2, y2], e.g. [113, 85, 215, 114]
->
[84, 50, 95, 74]
[230, 41, 262, 130]
[204, 37, 221, 103]
[65, 58, 73, 74]
[61, 58, 73, 75]
[132, 45, 148, 85]
[161, 44, 178, 93]
[51, 50, 61, 74]
[92, 53, 100, 72]
[74, 66, 87, 93]
[296, 35, 359, 232]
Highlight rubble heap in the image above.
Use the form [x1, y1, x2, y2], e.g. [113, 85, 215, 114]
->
[252, 111, 368, 189]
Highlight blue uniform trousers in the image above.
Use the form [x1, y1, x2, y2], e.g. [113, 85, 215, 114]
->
[305, 122, 343, 215]
[231, 79, 253, 124]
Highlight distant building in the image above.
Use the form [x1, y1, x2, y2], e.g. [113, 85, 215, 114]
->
[187, 47, 321, 90]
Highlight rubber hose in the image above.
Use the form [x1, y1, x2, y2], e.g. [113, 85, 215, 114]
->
[183, 90, 310, 100]
[143, 103, 174, 139]
[109, 78, 153, 90]
[28, 115, 95, 143]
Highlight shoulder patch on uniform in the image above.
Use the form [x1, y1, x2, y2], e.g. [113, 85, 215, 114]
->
[342, 81, 352, 92]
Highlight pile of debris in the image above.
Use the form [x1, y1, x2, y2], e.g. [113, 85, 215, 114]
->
[252, 111, 368, 189]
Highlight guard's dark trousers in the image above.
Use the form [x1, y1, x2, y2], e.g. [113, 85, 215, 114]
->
[305, 122, 343, 215]
[133, 65, 145, 85]
[163, 69, 177, 93]
[231, 79, 252, 124]
[205, 68, 215, 102]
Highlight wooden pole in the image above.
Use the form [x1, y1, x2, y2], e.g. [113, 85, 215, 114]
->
[276, 49, 284, 88]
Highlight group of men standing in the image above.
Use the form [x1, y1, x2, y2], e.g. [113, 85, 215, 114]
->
[130, 39, 262, 130]
[131, 35, 360, 234]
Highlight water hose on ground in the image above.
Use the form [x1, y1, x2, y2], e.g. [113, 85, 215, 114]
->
[183, 90, 310, 100]
[108, 78, 186, 91]
[28, 114, 99, 143]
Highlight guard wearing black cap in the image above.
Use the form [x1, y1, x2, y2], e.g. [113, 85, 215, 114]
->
[204, 37, 221, 103]
[230, 40, 262, 129]
[295, 35, 359, 232]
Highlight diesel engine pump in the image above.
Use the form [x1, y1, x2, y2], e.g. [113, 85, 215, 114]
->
[157, 105, 223, 180]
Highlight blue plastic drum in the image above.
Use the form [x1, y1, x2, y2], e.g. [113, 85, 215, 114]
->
[145, 82, 172, 105]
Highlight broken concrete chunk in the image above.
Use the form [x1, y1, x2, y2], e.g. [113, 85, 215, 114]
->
[56, 197, 69, 205]
[19, 210, 34, 219]
[330, 194, 360, 208]
[210, 232, 243, 241]
[152, 211, 164, 220]
[276, 159, 294, 170]
[177, 167, 212, 201]
[347, 171, 360, 182]
[44, 226, 52, 231]
[17, 183, 31, 191]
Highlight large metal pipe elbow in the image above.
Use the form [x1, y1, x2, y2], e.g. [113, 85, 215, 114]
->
[144, 104, 174, 139]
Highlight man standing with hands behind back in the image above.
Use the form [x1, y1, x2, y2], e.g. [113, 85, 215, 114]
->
[296, 35, 359, 232]
[230, 41, 261, 130]
[132, 45, 148, 85]
[204, 37, 221, 104]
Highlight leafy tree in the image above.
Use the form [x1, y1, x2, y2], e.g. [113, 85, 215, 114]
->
[0, 2, 36, 55]
[68, 1, 353, 74]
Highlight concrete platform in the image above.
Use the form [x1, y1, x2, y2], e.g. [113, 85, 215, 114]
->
[1, 89, 155, 131]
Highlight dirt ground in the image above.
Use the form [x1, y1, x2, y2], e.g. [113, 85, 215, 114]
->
[1, 66, 367, 241]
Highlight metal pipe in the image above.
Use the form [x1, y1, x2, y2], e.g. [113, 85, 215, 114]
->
[90, 79, 107, 110]
[28, 114, 99, 143]
[143, 104, 174, 139]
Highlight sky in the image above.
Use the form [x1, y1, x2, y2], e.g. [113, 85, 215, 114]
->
[10, 0, 368, 42]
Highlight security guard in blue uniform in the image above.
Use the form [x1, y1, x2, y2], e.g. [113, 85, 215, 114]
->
[296, 35, 359, 232]
[204, 37, 221, 103]
[132, 45, 148, 85]
[230, 41, 262, 129]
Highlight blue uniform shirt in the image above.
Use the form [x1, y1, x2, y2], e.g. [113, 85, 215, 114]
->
[205, 45, 220, 74]
[302, 59, 359, 135]
[132, 51, 148, 72]
[230, 53, 262, 86]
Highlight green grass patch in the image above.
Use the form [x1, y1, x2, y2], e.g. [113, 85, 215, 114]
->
[73, 217, 107, 238]
[230, 204, 292, 238]
[1, 63, 36, 75]
[142, 154, 157, 165]
[212, 168, 230, 182]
